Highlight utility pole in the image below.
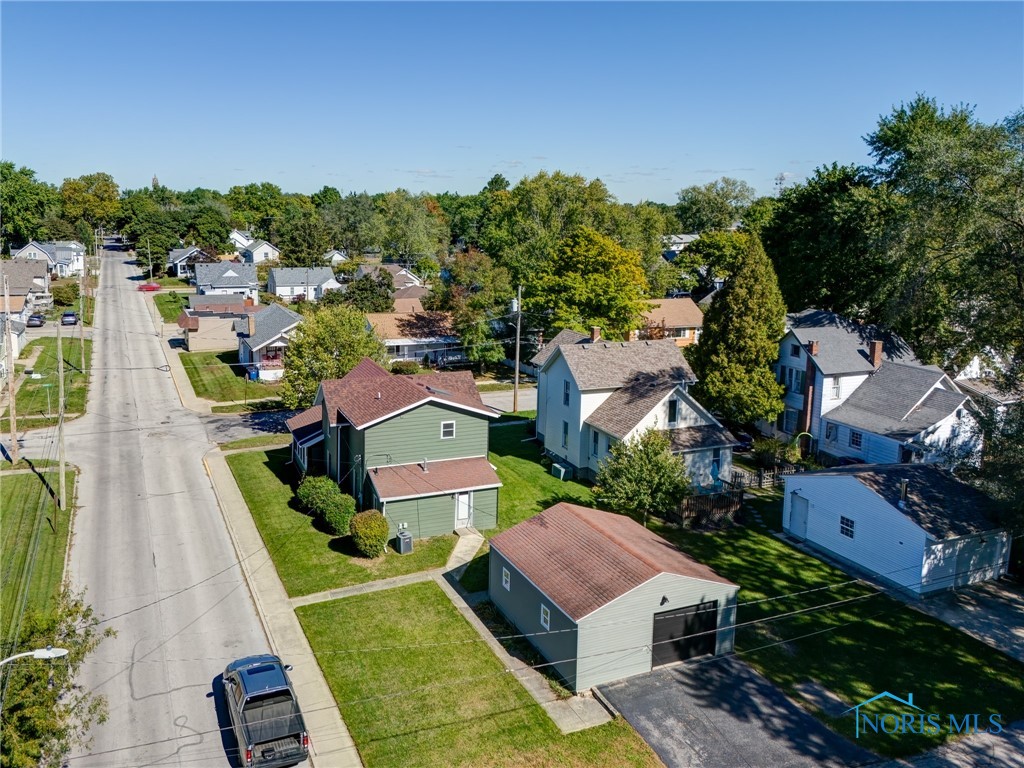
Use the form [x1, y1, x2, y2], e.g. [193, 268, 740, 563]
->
[3, 276, 18, 464]
[512, 285, 522, 415]
[80, 237, 88, 373]
[56, 319, 66, 514]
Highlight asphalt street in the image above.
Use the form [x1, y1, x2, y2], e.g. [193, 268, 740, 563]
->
[21, 249, 271, 766]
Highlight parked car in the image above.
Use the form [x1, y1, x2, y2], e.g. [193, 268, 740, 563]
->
[223, 654, 308, 768]
[60, 311, 78, 326]
[138, 282, 161, 292]
[26, 314, 45, 327]
[732, 431, 755, 453]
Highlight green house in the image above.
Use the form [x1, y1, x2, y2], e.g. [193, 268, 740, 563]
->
[289, 358, 502, 540]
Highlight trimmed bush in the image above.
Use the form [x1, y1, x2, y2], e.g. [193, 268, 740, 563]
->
[350, 510, 390, 558]
[296, 475, 340, 519]
[52, 282, 80, 307]
[390, 360, 420, 375]
[324, 493, 357, 537]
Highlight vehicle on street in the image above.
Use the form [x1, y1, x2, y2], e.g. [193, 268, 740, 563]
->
[138, 282, 161, 292]
[733, 431, 755, 453]
[61, 311, 79, 326]
[223, 654, 309, 768]
[26, 314, 45, 327]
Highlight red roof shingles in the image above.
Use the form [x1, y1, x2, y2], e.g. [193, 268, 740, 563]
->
[491, 503, 735, 621]
[319, 359, 492, 428]
[368, 457, 501, 501]
[286, 405, 322, 432]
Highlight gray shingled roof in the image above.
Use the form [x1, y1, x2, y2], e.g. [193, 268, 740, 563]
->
[270, 267, 336, 288]
[195, 263, 257, 289]
[529, 328, 589, 367]
[787, 309, 919, 375]
[238, 304, 303, 352]
[554, 339, 696, 390]
[168, 246, 201, 263]
[189, 294, 245, 309]
[800, 464, 1001, 539]
[0, 259, 48, 294]
[824, 363, 968, 440]
[586, 375, 679, 439]
[245, 239, 278, 253]
[667, 425, 738, 452]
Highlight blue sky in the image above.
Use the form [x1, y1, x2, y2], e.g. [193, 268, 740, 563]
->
[3, 2, 1021, 203]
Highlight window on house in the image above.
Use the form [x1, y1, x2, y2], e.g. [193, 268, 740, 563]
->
[668, 398, 679, 425]
[681, 328, 690, 338]
[592, 429, 599, 456]
[502, 567, 510, 591]
[561, 421, 569, 449]
[440, 421, 456, 439]
[849, 430, 863, 449]
[607, 435, 616, 454]
[840, 516, 855, 538]
[825, 423, 837, 443]
[563, 380, 570, 406]
[831, 379, 841, 399]
[783, 409, 797, 434]
[790, 343, 801, 358]
[540, 604, 550, 630]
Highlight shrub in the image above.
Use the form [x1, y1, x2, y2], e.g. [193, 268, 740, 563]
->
[52, 282, 80, 307]
[350, 510, 390, 558]
[390, 360, 419, 375]
[752, 438, 784, 469]
[296, 475, 339, 520]
[323, 493, 357, 537]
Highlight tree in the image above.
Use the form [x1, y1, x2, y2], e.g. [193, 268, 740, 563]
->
[687, 234, 786, 424]
[322, 192, 385, 258]
[675, 177, 754, 233]
[593, 428, 691, 527]
[60, 172, 120, 227]
[277, 198, 331, 267]
[686, 230, 750, 283]
[311, 185, 342, 209]
[225, 182, 286, 238]
[0, 588, 115, 768]
[342, 272, 394, 313]
[281, 305, 389, 408]
[527, 227, 649, 340]
[376, 190, 448, 264]
[0, 163, 58, 251]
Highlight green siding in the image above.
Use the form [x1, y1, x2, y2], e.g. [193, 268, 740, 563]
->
[346, 428, 365, 501]
[472, 488, 498, 531]
[384, 494, 458, 539]
[364, 403, 489, 467]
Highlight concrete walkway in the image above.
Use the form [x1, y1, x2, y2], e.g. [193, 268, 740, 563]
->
[204, 449, 362, 767]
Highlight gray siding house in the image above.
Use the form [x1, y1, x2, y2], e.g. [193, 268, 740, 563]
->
[289, 358, 501, 540]
[490, 503, 739, 692]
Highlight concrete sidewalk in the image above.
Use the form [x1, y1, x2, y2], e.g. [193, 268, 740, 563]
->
[204, 450, 362, 767]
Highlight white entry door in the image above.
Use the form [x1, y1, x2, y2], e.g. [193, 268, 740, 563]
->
[790, 493, 809, 539]
[455, 492, 472, 529]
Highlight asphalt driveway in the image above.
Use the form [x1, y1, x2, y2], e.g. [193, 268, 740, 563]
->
[599, 656, 875, 768]
[912, 580, 1024, 664]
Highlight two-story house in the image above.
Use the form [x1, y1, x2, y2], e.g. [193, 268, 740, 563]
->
[166, 246, 218, 278]
[532, 330, 735, 486]
[765, 309, 978, 465]
[638, 297, 704, 347]
[13, 240, 86, 278]
[229, 229, 255, 253]
[241, 240, 280, 265]
[288, 358, 501, 540]
[235, 303, 303, 381]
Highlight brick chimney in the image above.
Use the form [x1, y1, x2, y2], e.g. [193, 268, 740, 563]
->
[590, 326, 601, 343]
[869, 339, 883, 369]
[243, 297, 254, 307]
[247, 313, 256, 337]
[807, 340, 819, 356]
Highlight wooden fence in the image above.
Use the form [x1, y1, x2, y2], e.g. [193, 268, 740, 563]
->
[730, 465, 799, 489]
[669, 488, 744, 527]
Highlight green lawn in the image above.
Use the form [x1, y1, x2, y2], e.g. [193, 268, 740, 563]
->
[180, 350, 280, 402]
[1, 471, 73, 648]
[220, 435, 291, 451]
[649, 518, 1024, 757]
[297, 582, 660, 768]
[154, 291, 189, 322]
[225, 449, 456, 597]
[4, 339, 92, 422]
[154, 276, 193, 289]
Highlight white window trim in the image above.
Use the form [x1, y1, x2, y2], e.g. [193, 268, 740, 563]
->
[540, 604, 550, 630]
[441, 420, 456, 439]
[501, 567, 510, 591]
[561, 421, 569, 449]
[592, 429, 599, 456]
[563, 380, 570, 406]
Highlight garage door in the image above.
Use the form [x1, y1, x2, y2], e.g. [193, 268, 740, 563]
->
[651, 600, 718, 667]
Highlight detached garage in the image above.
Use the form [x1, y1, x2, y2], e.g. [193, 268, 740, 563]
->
[489, 503, 738, 692]
[783, 464, 1011, 595]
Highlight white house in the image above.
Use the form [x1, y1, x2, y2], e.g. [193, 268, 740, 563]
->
[0, 259, 51, 315]
[783, 465, 1011, 595]
[241, 240, 280, 265]
[267, 267, 341, 302]
[194, 263, 260, 303]
[13, 241, 86, 278]
[236, 303, 303, 382]
[354, 264, 423, 290]
[364, 311, 461, 365]
[166, 246, 218, 278]
[324, 249, 348, 266]
[229, 229, 254, 253]
[532, 330, 735, 485]
[764, 309, 978, 465]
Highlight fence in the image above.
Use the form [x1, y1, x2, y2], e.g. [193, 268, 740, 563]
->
[668, 488, 744, 527]
[730, 464, 799, 489]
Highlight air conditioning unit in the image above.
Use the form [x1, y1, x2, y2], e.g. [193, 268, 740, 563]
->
[395, 530, 413, 555]
[551, 463, 572, 481]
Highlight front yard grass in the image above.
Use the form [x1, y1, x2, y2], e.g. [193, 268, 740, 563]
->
[225, 449, 455, 597]
[153, 291, 188, 322]
[220, 435, 291, 451]
[180, 350, 280, 402]
[296, 581, 660, 768]
[3, 338, 92, 422]
[1, 471, 73, 647]
[650, 519, 1024, 757]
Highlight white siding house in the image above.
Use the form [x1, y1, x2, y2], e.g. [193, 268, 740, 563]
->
[783, 465, 1010, 595]
[267, 267, 342, 301]
[242, 240, 280, 264]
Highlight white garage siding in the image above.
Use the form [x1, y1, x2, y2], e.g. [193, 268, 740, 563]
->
[921, 532, 1012, 593]
[575, 572, 738, 691]
[783, 476, 929, 592]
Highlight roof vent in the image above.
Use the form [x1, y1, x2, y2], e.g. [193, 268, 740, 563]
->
[421, 458, 428, 473]
[376, 391, 382, 400]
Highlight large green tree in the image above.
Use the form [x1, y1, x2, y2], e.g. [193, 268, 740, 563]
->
[376, 189, 449, 264]
[226, 182, 286, 238]
[281, 305, 389, 407]
[594, 428, 691, 527]
[341, 271, 394, 313]
[528, 227, 649, 340]
[0, 162, 58, 251]
[688, 234, 786, 424]
[675, 177, 755, 233]
[60, 172, 120, 228]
